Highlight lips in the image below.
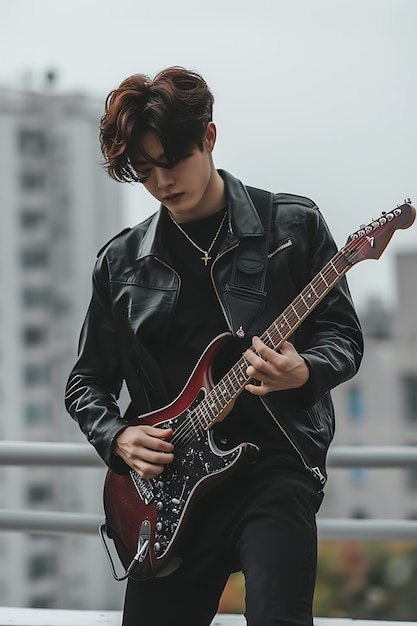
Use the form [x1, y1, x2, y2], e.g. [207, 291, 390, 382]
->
[163, 192, 183, 203]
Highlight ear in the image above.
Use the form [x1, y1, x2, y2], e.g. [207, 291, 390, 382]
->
[204, 122, 217, 152]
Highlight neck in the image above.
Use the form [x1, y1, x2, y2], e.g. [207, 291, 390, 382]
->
[205, 168, 226, 214]
[172, 166, 226, 224]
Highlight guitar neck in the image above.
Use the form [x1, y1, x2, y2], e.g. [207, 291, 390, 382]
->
[259, 248, 352, 350]
[193, 200, 415, 429]
[197, 247, 352, 429]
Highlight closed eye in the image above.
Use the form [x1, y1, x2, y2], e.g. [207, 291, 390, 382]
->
[135, 168, 152, 183]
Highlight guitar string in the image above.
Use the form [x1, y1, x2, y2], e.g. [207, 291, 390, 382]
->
[167, 232, 382, 447]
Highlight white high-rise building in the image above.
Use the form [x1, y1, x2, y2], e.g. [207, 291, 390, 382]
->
[0, 84, 125, 609]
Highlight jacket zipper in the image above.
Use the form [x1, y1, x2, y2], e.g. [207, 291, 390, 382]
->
[154, 257, 182, 303]
[210, 240, 240, 333]
[260, 397, 326, 485]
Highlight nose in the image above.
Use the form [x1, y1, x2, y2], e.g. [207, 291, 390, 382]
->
[155, 167, 174, 190]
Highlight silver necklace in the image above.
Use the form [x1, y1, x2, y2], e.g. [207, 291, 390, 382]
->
[168, 210, 227, 266]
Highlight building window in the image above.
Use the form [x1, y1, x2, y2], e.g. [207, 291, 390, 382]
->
[20, 171, 45, 191]
[21, 209, 46, 229]
[23, 326, 47, 347]
[28, 553, 57, 580]
[21, 247, 49, 268]
[24, 364, 49, 386]
[402, 375, 417, 422]
[22, 286, 50, 308]
[19, 129, 47, 157]
[351, 508, 369, 519]
[27, 483, 54, 506]
[25, 403, 51, 425]
[29, 595, 56, 609]
[349, 467, 368, 487]
[406, 468, 417, 490]
[346, 386, 364, 421]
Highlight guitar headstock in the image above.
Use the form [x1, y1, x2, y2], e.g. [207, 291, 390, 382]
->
[343, 200, 416, 265]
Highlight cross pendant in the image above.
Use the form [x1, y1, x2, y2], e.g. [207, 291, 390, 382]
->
[201, 252, 211, 266]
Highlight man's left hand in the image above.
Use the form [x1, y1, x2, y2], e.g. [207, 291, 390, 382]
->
[244, 336, 309, 396]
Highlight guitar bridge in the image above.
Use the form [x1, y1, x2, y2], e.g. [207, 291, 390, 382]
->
[129, 471, 155, 504]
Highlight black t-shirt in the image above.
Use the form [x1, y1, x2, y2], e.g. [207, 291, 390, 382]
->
[154, 207, 303, 473]
[156, 207, 230, 398]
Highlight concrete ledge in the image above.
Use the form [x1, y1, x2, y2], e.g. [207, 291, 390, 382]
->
[0, 608, 416, 626]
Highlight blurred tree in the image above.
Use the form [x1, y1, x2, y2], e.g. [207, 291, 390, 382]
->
[218, 542, 417, 619]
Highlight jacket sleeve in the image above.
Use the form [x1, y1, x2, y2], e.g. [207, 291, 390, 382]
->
[64, 253, 130, 473]
[277, 202, 364, 409]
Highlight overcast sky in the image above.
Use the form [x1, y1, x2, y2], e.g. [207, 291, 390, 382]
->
[2, 0, 416, 309]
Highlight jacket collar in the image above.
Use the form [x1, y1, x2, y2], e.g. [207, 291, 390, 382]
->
[136, 169, 264, 260]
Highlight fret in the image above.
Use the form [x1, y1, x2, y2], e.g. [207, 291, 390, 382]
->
[319, 271, 330, 288]
[302, 288, 314, 304]
[293, 297, 309, 319]
[329, 259, 340, 276]
[270, 320, 284, 342]
[189, 411, 201, 434]
[194, 404, 210, 429]
[300, 292, 312, 310]
[235, 362, 247, 386]
[205, 396, 218, 420]
[211, 387, 226, 413]
[224, 371, 236, 396]
[291, 302, 302, 320]
[312, 277, 326, 297]
[277, 313, 291, 335]
[229, 367, 242, 392]
[285, 311, 297, 328]
[218, 379, 232, 402]
[264, 329, 276, 349]
[323, 272, 338, 290]
[310, 283, 319, 299]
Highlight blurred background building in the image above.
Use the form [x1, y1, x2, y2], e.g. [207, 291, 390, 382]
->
[321, 251, 417, 521]
[0, 80, 124, 609]
[0, 79, 416, 611]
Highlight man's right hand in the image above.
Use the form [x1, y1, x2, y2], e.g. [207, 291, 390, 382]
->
[115, 425, 174, 479]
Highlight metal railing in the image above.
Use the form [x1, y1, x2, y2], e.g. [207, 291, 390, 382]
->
[1, 442, 417, 541]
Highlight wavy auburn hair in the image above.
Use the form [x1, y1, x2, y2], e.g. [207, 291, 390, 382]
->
[99, 67, 214, 182]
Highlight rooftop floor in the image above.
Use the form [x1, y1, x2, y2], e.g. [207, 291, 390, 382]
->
[0, 609, 416, 626]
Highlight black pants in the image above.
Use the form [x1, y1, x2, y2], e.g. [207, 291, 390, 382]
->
[122, 467, 323, 626]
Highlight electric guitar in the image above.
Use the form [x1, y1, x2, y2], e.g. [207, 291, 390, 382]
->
[100, 201, 415, 581]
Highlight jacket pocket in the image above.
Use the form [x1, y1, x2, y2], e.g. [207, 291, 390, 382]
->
[268, 237, 292, 258]
[307, 404, 323, 430]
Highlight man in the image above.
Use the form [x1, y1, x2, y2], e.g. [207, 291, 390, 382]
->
[65, 67, 363, 626]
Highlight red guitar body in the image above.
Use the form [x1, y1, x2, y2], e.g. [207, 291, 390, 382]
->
[102, 332, 258, 580]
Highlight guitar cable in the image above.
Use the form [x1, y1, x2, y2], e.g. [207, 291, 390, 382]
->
[99, 522, 150, 581]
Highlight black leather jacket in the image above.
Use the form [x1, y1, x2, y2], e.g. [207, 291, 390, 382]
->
[65, 170, 363, 484]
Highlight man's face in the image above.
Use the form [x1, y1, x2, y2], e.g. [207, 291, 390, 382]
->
[131, 123, 221, 222]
